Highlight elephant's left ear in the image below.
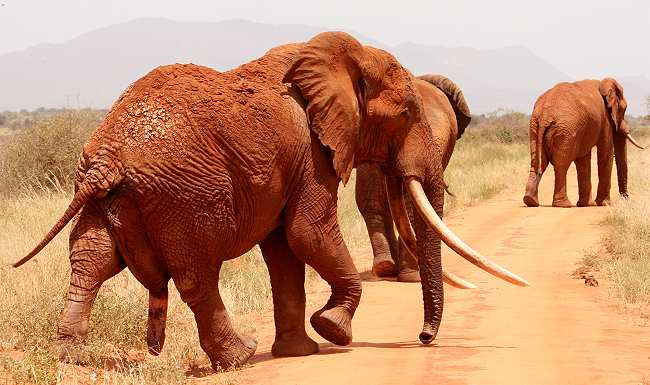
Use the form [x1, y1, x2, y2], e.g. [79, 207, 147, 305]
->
[283, 32, 366, 184]
[599, 78, 625, 131]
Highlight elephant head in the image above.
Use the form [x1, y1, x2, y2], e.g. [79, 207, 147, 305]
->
[285, 32, 527, 344]
[599, 78, 645, 197]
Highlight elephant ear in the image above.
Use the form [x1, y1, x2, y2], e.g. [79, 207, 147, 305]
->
[418, 74, 471, 139]
[283, 32, 366, 184]
[599, 78, 625, 131]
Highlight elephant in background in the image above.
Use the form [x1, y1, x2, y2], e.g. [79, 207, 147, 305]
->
[355, 74, 472, 282]
[523, 78, 644, 208]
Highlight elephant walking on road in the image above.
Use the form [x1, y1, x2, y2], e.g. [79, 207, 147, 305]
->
[355, 74, 472, 283]
[523, 78, 644, 208]
[11, 32, 527, 372]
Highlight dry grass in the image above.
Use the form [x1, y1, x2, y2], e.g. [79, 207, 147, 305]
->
[584, 132, 650, 307]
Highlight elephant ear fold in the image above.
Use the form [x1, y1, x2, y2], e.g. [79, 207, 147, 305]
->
[283, 32, 366, 184]
[599, 78, 625, 131]
[418, 74, 472, 139]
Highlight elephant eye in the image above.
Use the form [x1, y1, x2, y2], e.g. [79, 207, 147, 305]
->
[400, 107, 411, 121]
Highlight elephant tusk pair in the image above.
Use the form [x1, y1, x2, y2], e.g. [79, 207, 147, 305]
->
[405, 177, 529, 287]
[625, 133, 645, 150]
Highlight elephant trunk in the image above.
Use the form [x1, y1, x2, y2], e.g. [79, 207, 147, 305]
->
[412, 179, 445, 344]
[614, 130, 628, 198]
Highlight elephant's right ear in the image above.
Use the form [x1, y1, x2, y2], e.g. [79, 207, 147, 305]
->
[599, 78, 625, 131]
[283, 32, 366, 184]
[418, 74, 471, 139]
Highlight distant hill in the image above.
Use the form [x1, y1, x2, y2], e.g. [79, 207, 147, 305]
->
[0, 18, 648, 115]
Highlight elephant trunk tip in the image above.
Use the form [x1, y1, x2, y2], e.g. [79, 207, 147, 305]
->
[419, 323, 439, 345]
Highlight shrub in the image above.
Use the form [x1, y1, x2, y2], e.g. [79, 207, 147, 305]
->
[0, 110, 103, 195]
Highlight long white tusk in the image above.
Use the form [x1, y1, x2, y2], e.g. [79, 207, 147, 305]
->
[405, 177, 529, 287]
[386, 176, 476, 289]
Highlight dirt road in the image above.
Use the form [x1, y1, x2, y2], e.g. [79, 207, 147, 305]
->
[234, 166, 650, 385]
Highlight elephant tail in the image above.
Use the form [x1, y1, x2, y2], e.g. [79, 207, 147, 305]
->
[12, 148, 124, 268]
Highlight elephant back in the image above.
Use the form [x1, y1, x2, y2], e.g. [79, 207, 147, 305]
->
[418, 74, 471, 138]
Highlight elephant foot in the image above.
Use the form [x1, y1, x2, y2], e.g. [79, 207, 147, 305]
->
[552, 198, 572, 208]
[576, 199, 596, 207]
[208, 336, 257, 371]
[523, 194, 539, 207]
[310, 306, 352, 346]
[397, 268, 421, 282]
[372, 258, 397, 277]
[595, 198, 611, 206]
[272, 332, 319, 357]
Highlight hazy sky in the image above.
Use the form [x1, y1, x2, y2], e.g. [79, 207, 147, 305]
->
[1, 0, 648, 79]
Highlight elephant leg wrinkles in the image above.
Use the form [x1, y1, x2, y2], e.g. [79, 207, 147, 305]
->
[260, 227, 318, 357]
[552, 162, 572, 208]
[58, 203, 125, 362]
[575, 152, 595, 207]
[170, 258, 256, 370]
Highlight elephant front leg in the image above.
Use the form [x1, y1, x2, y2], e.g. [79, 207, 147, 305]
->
[552, 163, 572, 208]
[285, 197, 362, 345]
[260, 227, 318, 357]
[595, 145, 613, 206]
[575, 153, 595, 207]
[364, 213, 398, 277]
[59, 204, 125, 362]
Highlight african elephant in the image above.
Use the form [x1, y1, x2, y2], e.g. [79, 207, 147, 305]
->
[355, 74, 471, 283]
[12, 32, 527, 371]
[523, 78, 644, 208]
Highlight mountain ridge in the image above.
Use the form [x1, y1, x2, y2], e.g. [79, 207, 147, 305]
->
[0, 18, 647, 115]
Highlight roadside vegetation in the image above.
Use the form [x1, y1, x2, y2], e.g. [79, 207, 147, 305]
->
[0, 108, 555, 383]
[580, 122, 650, 314]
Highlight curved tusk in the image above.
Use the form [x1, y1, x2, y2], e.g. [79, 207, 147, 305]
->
[405, 177, 529, 287]
[386, 176, 477, 290]
[625, 133, 645, 150]
[385, 176, 418, 251]
[443, 270, 477, 289]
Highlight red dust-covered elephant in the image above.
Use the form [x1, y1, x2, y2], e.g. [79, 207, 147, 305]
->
[11, 32, 527, 371]
[523, 78, 644, 208]
[355, 74, 472, 283]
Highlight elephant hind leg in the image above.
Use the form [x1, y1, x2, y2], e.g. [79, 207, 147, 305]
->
[575, 153, 595, 207]
[524, 155, 549, 207]
[552, 163, 572, 208]
[59, 204, 125, 361]
[176, 269, 257, 371]
[260, 227, 318, 357]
